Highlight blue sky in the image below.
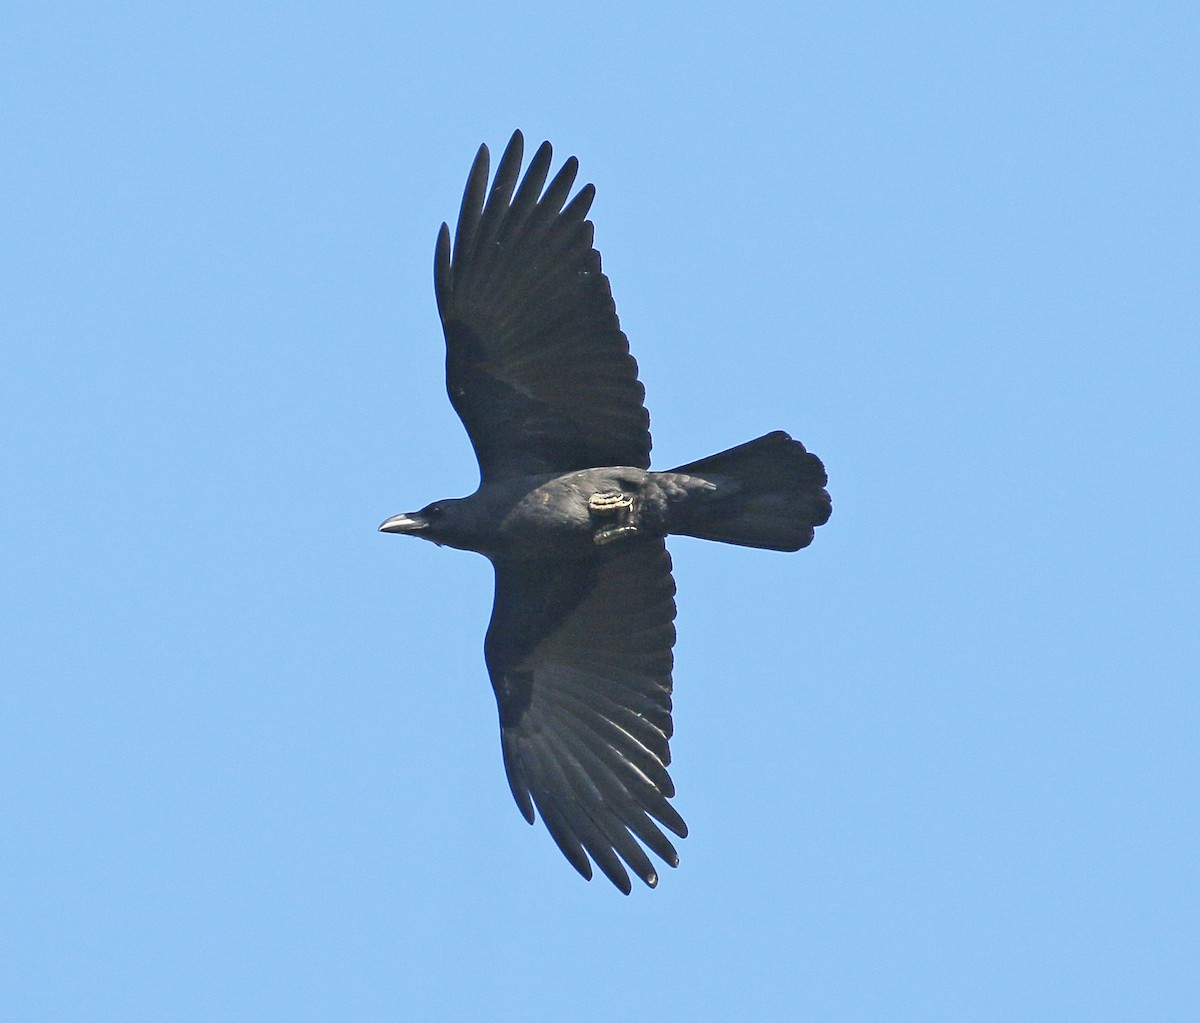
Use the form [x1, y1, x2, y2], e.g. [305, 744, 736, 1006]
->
[3, 2, 1197, 1020]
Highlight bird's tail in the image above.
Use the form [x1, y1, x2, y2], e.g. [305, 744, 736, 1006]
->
[666, 431, 831, 552]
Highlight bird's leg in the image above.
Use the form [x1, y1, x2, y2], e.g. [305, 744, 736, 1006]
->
[588, 490, 639, 545]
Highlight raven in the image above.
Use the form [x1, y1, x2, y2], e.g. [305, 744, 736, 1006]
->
[381, 132, 831, 893]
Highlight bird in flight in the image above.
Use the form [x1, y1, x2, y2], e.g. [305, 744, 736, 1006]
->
[381, 131, 831, 893]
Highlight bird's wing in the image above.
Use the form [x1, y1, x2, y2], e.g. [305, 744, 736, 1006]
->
[485, 540, 686, 893]
[435, 131, 652, 482]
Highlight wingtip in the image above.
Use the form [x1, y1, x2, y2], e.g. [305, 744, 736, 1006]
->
[434, 223, 452, 304]
[562, 180, 596, 223]
[598, 861, 632, 895]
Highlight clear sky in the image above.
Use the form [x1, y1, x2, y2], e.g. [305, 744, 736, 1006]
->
[4, 3, 1197, 1020]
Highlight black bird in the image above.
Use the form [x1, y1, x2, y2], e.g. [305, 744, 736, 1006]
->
[381, 131, 831, 893]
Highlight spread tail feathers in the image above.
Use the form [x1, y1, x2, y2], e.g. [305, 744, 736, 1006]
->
[667, 431, 831, 552]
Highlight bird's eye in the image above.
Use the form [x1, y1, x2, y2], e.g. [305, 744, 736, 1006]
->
[422, 503, 443, 519]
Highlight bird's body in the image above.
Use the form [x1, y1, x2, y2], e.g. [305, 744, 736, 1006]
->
[387, 437, 827, 560]
[387, 467, 678, 558]
[381, 132, 831, 893]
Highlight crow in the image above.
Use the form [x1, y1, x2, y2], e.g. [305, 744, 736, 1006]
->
[380, 131, 831, 893]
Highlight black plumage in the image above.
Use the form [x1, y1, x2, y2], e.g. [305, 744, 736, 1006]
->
[381, 132, 831, 893]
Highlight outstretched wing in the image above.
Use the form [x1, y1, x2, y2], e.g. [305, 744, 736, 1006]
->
[485, 540, 686, 893]
[435, 130, 652, 482]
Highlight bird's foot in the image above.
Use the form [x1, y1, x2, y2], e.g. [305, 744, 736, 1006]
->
[588, 490, 639, 544]
[593, 525, 639, 545]
[588, 490, 635, 514]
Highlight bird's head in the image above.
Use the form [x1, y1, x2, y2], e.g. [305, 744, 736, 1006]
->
[379, 499, 470, 550]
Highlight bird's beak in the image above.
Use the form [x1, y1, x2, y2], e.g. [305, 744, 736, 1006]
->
[378, 512, 429, 535]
